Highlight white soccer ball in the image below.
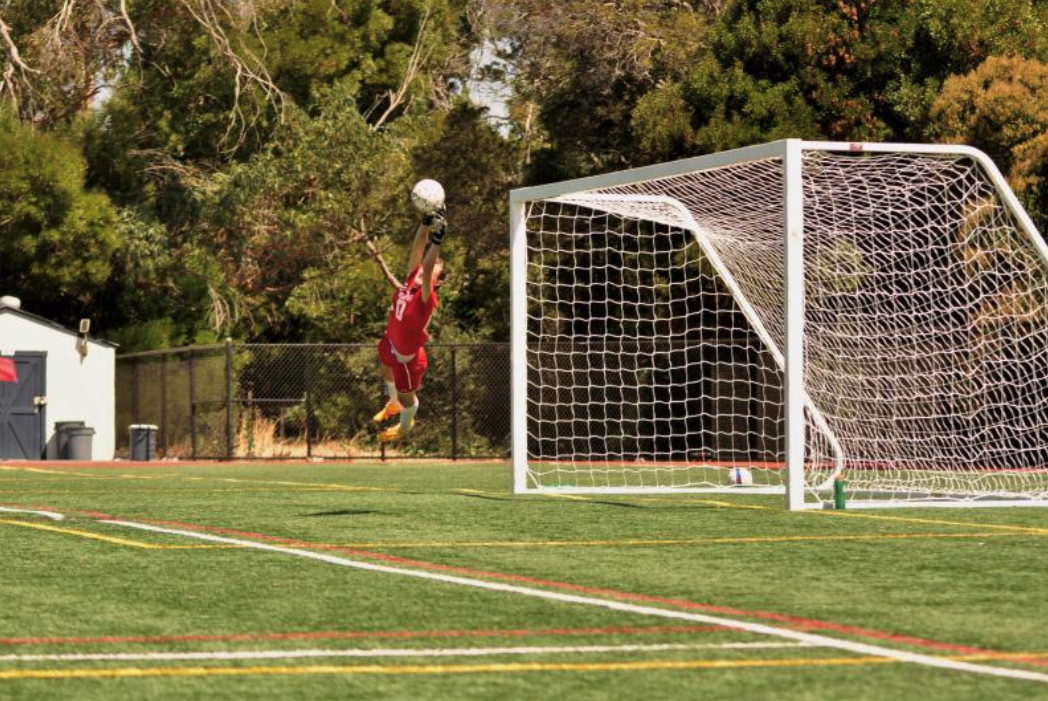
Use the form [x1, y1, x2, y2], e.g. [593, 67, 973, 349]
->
[411, 179, 445, 213]
[728, 467, 754, 487]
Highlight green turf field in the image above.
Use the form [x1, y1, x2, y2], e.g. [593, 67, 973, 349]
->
[2, 460, 1047, 700]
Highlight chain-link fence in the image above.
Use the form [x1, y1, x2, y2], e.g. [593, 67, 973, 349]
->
[115, 342, 511, 460]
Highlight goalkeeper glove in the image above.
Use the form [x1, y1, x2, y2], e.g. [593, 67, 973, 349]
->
[424, 206, 447, 245]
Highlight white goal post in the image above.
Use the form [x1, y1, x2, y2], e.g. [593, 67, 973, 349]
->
[510, 139, 1048, 510]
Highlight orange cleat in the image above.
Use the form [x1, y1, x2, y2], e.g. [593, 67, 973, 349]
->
[373, 401, 402, 424]
[378, 420, 414, 443]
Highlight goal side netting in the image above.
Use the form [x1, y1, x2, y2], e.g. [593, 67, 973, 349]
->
[510, 141, 1048, 509]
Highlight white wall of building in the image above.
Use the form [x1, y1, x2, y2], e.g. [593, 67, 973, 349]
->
[0, 313, 115, 460]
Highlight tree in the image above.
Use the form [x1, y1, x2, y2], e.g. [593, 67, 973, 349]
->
[0, 113, 119, 320]
[634, 0, 1048, 158]
[0, 1, 519, 346]
[929, 55, 1048, 233]
[474, 0, 714, 180]
[31, 0, 473, 347]
[192, 85, 421, 340]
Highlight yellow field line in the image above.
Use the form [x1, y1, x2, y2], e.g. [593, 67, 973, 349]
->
[536, 492, 598, 502]
[814, 510, 1048, 535]
[0, 488, 348, 495]
[0, 519, 238, 549]
[3, 512, 1038, 552]
[6, 650, 1048, 681]
[145, 544, 240, 549]
[0, 655, 897, 680]
[5, 648, 1048, 681]
[558, 492, 1048, 532]
[597, 495, 772, 511]
[0, 466, 98, 478]
[527, 492, 772, 510]
[0, 466, 386, 493]
[0, 519, 165, 549]
[184, 476, 388, 492]
[333, 531, 1039, 549]
[0, 466, 181, 480]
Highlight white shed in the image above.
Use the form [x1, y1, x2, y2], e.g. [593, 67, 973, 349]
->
[0, 299, 116, 460]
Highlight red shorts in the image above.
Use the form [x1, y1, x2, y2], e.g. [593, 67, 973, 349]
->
[378, 336, 428, 393]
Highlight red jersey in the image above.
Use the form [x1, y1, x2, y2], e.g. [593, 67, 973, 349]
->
[385, 266, 438, 356]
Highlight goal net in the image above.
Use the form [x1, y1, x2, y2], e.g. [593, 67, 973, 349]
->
[510, 141, 1048, 509]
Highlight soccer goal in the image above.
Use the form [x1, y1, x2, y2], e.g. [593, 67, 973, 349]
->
[510, 140, 1048, 509]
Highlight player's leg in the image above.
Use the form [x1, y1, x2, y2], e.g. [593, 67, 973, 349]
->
[379, 350, 427, 442]
[374, 339, 402, 423]
[380, 390, 418, 442]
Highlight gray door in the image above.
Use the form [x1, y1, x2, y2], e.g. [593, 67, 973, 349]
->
[0, 353, 46, 459]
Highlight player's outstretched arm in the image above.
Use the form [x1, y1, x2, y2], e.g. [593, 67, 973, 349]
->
[406, 220, 428, 278]
[407, 205, 445, 277]
[421, 211, 446, 302]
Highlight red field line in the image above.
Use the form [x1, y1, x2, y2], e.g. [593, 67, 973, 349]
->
[0, 459, 507, 470]
[8, 458, 1048, 472]
[0, 625, 723, 647]
[534, 460, 1048, 474]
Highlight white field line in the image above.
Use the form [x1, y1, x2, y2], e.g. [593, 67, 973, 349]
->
[105, 519, 1048, 685]
[0, 507, 64, 521]
[0, 641, 811, 663]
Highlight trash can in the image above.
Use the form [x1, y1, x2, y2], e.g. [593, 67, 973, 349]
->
[55, 421, 85, 460]
[65, 426, 95, 461]
[129, 424, 158, 461]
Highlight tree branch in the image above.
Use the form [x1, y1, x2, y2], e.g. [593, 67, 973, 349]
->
[346, 220, 402, 290]
[0, 15, 40, 108]
[175, 0, 287, 151]
[119, 0, 141, 53]
[370, 7, 432, 131]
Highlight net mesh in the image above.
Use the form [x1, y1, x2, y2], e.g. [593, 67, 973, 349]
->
[521, 150, 1048, 505]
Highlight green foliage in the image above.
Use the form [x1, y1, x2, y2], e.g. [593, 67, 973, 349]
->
[645, 0, 1048, 157]
[250, 0, 460, 113]
[915, 0, 1048, 73]
[105, 317, 187, 352]
[485, 0, 712, 179]
[674, 0, 915, 150]
[70, 0, 469, 346]
[96, 207, 225, 352]
[286, 264, 394, 343]
[0, 114, 119, 318]
[632, 83, 695, 162]
[6, 0, 1048, 351]
[194, 85, 419, 340]
[259, 0, 397, 108]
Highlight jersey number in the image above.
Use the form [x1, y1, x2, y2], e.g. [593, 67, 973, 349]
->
[394, 298, 408, 321]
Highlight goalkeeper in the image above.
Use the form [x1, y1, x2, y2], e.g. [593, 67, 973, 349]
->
[373, 206, 448, 442]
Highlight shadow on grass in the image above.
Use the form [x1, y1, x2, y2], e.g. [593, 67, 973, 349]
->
[455, 492, 652, 509]
[301, 509, 380, 517]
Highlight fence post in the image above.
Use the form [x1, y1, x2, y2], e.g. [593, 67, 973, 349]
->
[304, 348, 314, 459]
[246, 384, 255, 458]
[304, 392, 313, 458]
[225, 338, 234, 460]
[159, 354, 168, 458]
[132, 359, 141, 425]
[189, 352, 198, 460]
[451, 346, 458, 460]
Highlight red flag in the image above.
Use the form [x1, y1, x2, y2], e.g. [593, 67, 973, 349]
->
[0, 358, 16, 382]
